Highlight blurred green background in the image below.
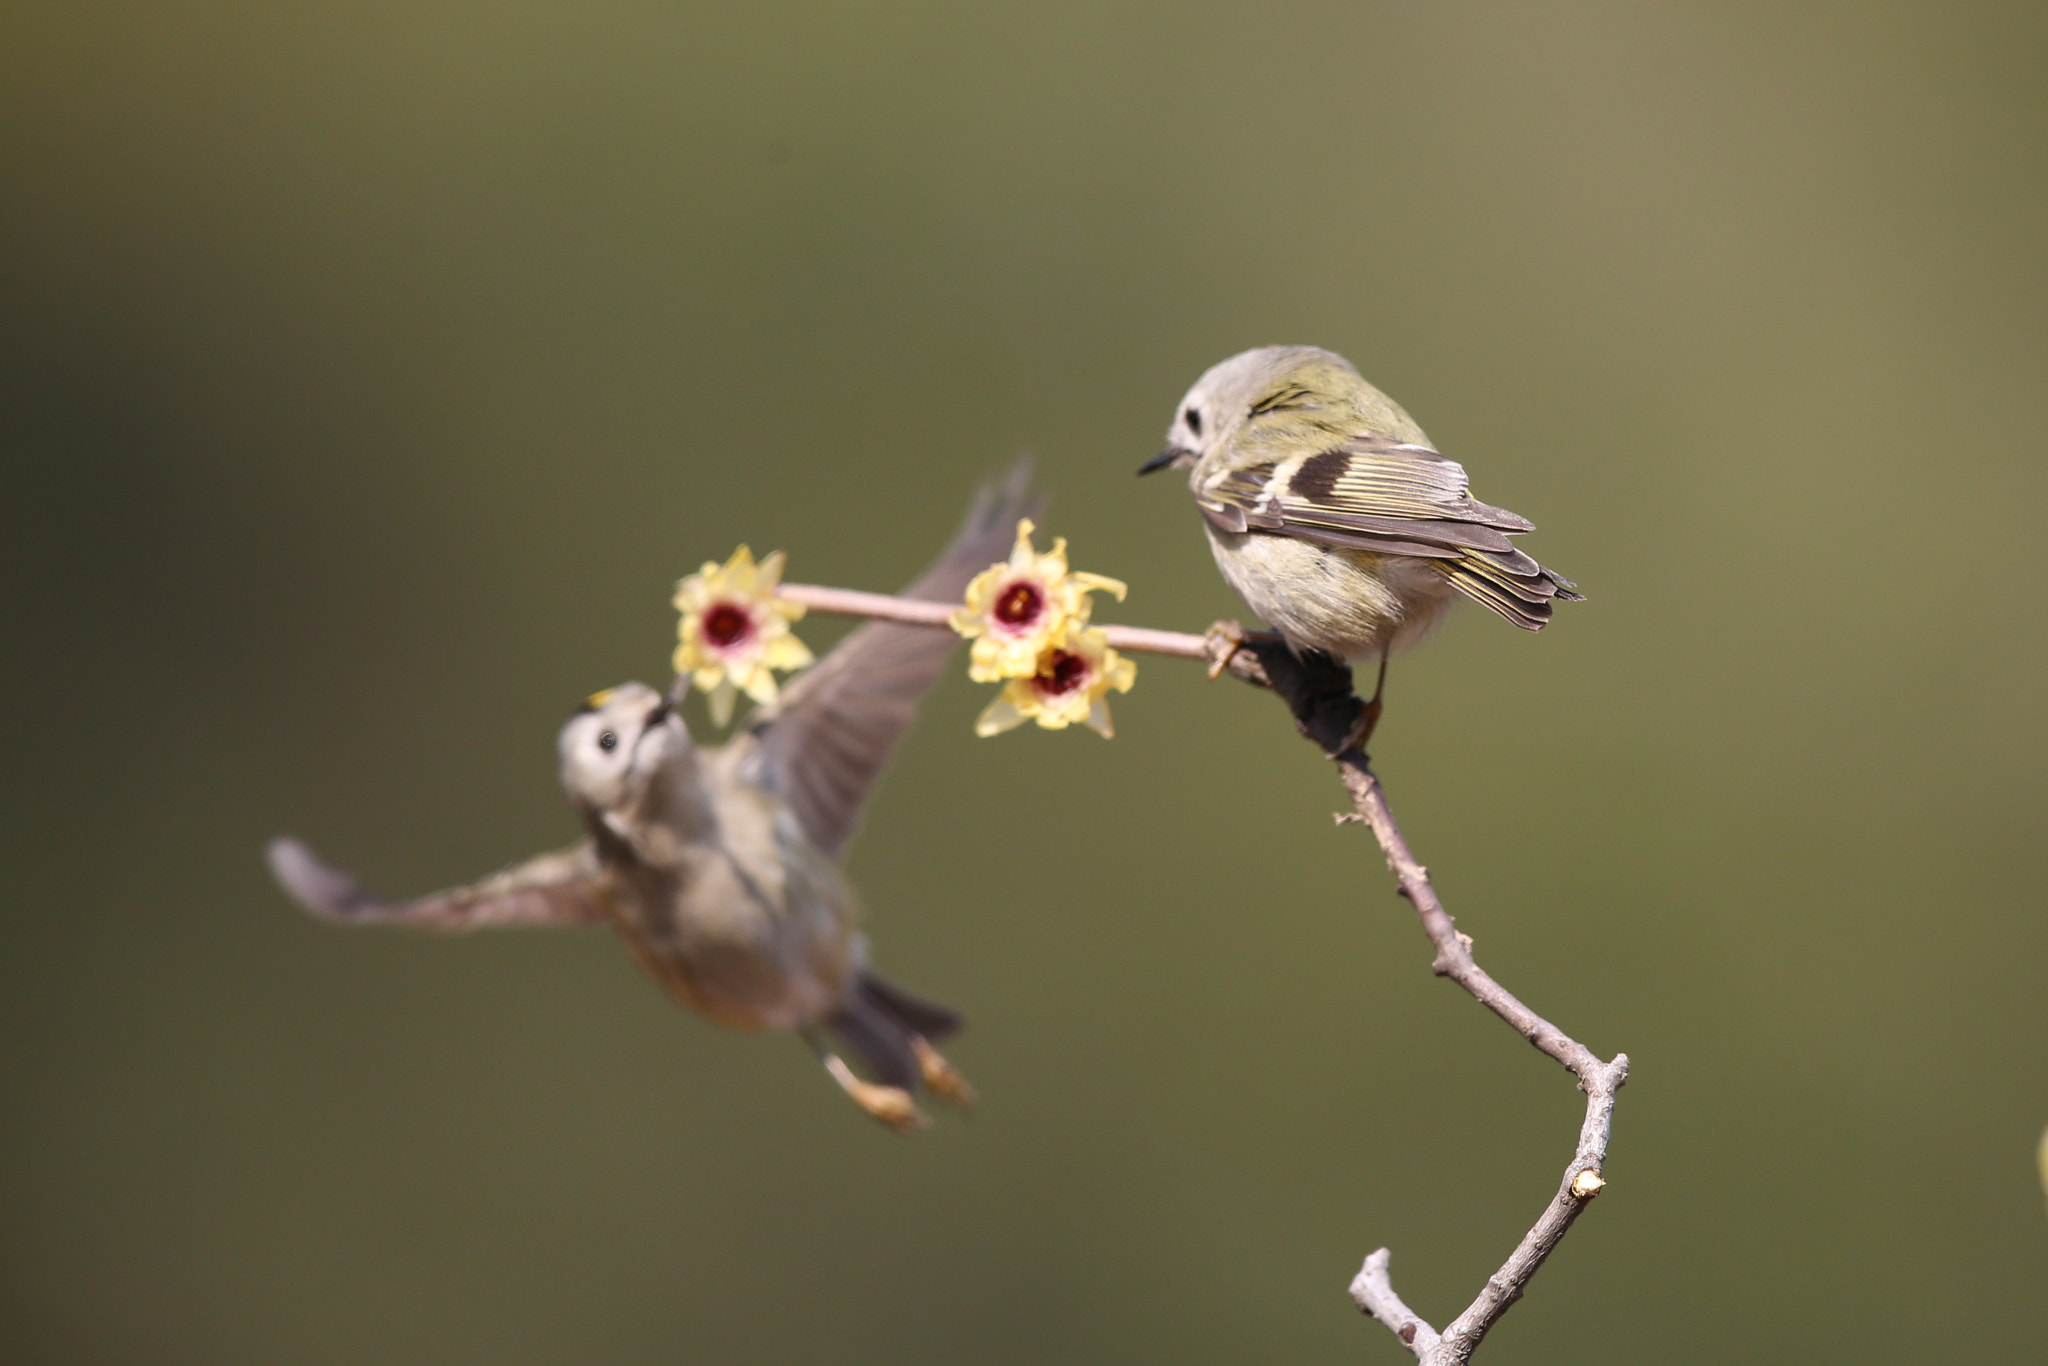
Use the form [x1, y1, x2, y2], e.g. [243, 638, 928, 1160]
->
[5, 2, 2045, 1361]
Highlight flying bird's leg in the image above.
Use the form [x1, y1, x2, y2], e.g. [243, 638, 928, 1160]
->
[802, 1028, 928, 1134]
[909, 1036, 976, 1109]
[840, 972, 973, 1109]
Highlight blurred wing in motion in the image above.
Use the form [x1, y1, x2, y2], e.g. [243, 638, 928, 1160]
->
[266, 837, 607, 931]
[1199, 435, 1582, 630]
[746, 461, 1042, 858]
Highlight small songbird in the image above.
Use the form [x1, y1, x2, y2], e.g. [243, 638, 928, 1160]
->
[268, 470, 1036, 1131]
[1140, 346, 1579, 742]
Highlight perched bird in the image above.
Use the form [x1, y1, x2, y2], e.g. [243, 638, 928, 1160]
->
[268, 469, 1036, 1131]
[1141, 345, 1579, 742]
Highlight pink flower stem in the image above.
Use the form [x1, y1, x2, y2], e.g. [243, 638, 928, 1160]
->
[775, 583, 1211, 659]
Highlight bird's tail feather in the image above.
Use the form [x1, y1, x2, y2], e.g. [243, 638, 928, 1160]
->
[858, 971, 964, 1042]
[824, 972, 965, 1092]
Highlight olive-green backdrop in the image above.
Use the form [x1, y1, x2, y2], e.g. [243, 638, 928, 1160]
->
[5, 3, 2045, 1362]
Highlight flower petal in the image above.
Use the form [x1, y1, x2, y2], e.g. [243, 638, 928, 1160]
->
[707, 678, 738, 728]
[1036, 536, 1072, 580]
[1068, 571, 1128, 602]
[740, 666, 781, 706]
[761, 633, 815, 671]
[1006, 519, 1038, 571]
[974, 692, 1030, 737]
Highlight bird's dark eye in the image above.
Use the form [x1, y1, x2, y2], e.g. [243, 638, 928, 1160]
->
[1184, 407, 1203, 436]
[598, 730, 618, 752]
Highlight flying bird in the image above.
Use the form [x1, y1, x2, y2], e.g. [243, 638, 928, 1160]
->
[269, 468, 1036, 1131]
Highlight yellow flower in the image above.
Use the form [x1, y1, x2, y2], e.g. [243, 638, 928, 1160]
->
[974, 623, 1137, 739]
[673, 546, 814, 726]
[949, 519, 1126, 681]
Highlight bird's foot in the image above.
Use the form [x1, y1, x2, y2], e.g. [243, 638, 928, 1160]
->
[911, 1036, 976, 1109]
[1334, 694, 1381, 759]
[1203, 620, 1250, 680]
[822, 1054, 929, 1133]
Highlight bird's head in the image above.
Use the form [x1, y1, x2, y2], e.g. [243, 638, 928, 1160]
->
[1140, 346, 1415, 480]
[557, 681, 690, 819]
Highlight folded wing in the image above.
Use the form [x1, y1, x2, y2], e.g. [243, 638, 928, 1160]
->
[1198, 435, 1582, 630]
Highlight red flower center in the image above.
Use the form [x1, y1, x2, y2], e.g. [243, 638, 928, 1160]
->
[701, 602, 754, 650]
[993, 580, 1045, 630]
[1034, 649, 1090, 699]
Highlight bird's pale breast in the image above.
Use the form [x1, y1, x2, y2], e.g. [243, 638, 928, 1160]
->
[1206, 526, 1456, 660]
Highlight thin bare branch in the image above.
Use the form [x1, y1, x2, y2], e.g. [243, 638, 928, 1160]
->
[1216, 635, 1628, 1363]
[1337, 751, 1629, 1359]
[1351, 1250, 1441, 1355]
[775, 583, 955, 627]
[776, 583, 1211, 659]
[770, 581, 1626, 1361]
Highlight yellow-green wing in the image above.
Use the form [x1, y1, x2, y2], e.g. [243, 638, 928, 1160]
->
[1196, 435, 1582, 630]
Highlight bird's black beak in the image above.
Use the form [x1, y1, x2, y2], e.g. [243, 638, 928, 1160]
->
[643, 697, 673, 729]
[1139, 446, 1193, 475]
